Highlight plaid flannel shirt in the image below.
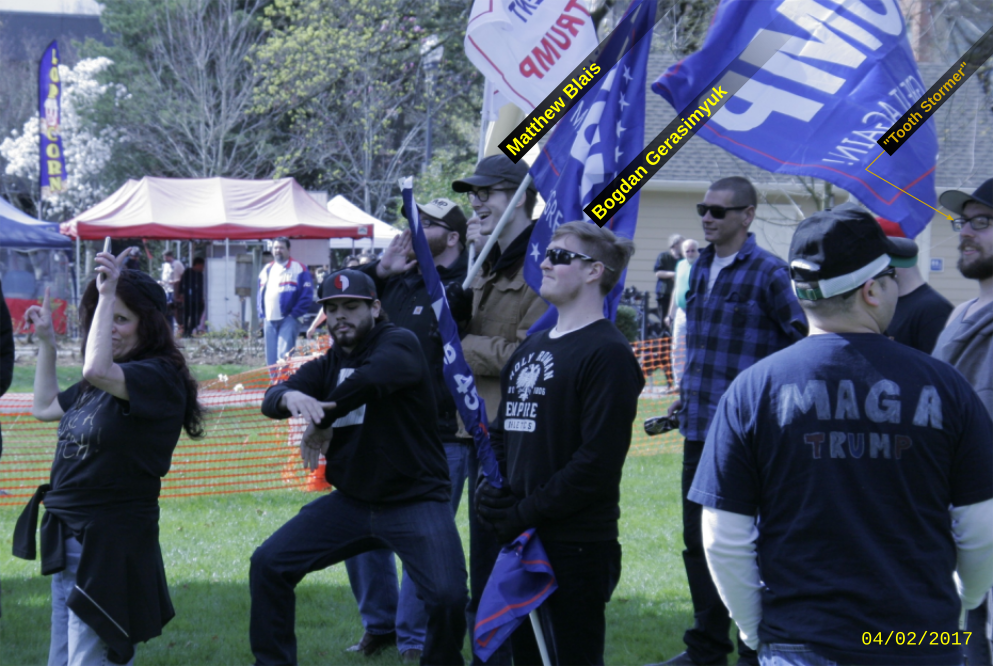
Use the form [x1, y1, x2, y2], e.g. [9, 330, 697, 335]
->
[680, 234, 807, 441]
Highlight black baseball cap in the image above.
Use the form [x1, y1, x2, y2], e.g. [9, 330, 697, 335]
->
[788, 204, 918, 300]
[451, 155, 536, 193]
[938, 178, 993, 215]
[316, 269, 377, 303]
[402, 197, 469, 248]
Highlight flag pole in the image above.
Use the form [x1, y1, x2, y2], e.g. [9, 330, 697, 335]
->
[462, 174, 531, 290]
[529, 611, 553, 666]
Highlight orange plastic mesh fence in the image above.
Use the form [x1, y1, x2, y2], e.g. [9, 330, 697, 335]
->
[0, 336, 686, 506]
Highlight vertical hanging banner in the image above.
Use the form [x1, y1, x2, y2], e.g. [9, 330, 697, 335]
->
[39, 40, 67, 199]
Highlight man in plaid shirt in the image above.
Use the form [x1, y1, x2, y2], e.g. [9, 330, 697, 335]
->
[655, 177, 807, 666]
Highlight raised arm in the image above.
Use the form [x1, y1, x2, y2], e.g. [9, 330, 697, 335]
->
[81, 248, 136, 401]
[25, 288, 63, 421]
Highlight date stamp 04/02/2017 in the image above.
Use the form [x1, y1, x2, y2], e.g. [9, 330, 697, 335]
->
[862, 631, 971, 647]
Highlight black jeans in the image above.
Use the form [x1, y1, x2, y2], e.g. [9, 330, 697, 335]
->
[249, 491, 468, 665]
[510, 539, 621, 666]
[467, 447, 513, 666]
[683, 439, 758, 666]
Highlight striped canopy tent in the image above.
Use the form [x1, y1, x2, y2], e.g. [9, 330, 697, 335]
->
[62, 177, 373, 240]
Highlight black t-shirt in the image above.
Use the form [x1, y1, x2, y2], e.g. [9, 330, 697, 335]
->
[54, 356, 187, 494]
[491, 319, 645, 542]
[654, 251, 679, 297]
[886, 283, 954, 353]
[690, 334, 993, 665]
[262, 322, 450, 504]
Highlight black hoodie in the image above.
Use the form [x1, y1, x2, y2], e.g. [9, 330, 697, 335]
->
[360, 250, 469, 442]
[262, 321, 450, 504]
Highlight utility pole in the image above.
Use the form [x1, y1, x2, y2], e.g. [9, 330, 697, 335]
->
[421, 35, 444, 170]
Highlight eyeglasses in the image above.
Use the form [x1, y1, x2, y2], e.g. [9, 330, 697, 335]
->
[466, 187, 515, 203]
[951, 215, 993, 232]
[544, 247, 617, 272]
[696, 204, 750, 219]
[422, 216, 452, 231]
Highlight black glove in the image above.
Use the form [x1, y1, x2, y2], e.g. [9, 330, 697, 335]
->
[445, 282, 473, 325]
[476, 479, 527, 543]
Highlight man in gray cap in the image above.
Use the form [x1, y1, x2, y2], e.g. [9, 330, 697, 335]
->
[451, 155, 547, 664]
[690, 205, 993, 666]
[251, 269, 468, 666]
[935, 178, 993, 666]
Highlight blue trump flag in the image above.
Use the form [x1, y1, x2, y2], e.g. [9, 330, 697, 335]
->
[399, 178, 556, 661]
[526, 0, 655, 332]
[652, 0, 937, 239]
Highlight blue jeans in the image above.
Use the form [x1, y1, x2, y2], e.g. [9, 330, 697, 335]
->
[49, 537, 135, 666]
[345, 442, 470, 652]
[757, 643, 964, 666]
[264, 317, 300, 367]
[249, 491, 468, 665]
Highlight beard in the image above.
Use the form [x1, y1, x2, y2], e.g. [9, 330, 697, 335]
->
[330, 312, 375, 350]
[406, 232, 449, 261]
[958, 243, 993, 280]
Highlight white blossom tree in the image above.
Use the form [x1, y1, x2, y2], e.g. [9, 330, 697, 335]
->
[0, 57, 125, 221]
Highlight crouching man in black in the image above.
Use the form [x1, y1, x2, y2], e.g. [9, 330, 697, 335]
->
[477, 222, 645, 665]
[250, 269, 468, 666]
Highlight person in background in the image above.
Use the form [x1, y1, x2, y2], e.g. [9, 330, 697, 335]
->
[935, 178, 993, 666]
[258, 237, 314, 367]
[179, 257, 206, 338]
[452, 155, 548, 666]
[17, 251, 205, 666]
[876, 219, 953, 353]
[159, 250, 184, 329]
[251, 269, 468, 666]
[655, 233, 685, 325]
[656, 177, 807, 666]
[666, 239, 699, 390]
[693, 205, 993, 666]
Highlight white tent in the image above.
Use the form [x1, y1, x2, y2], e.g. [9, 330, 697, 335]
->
[326, 195, 401, 250]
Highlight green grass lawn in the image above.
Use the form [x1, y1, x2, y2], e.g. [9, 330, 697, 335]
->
[7, 364, 255, 394]
[0, 452, 732, 666]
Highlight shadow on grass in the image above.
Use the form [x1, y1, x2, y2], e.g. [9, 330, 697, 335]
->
[1, 576, 706, 666]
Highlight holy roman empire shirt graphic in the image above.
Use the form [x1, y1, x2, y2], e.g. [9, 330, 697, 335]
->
[688, 333, 993, 666]
[492, 320, 645, 542]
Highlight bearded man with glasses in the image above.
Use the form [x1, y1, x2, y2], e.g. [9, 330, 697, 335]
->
[935, 178, 993, 666]
[450, 155, 548, 665]
[653, 177, 808, 666]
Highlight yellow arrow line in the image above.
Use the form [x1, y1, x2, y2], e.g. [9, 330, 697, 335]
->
[865, 152, 953, 221]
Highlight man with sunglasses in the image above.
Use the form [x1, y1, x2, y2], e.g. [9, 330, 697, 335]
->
[330, 198, 471, 662]
[476, 221, 644, 665]
[935, 178, 993, 666]
[689, 205, 993, 666]
[658, 177, 807, 666]
[452, 155, 548, 664]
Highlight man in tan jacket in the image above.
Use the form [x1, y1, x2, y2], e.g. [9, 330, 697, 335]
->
[451, 155, 547, 665]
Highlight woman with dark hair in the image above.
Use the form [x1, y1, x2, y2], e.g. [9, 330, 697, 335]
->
[14, 247, 204, 665]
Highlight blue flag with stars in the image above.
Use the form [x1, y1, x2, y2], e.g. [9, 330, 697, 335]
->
[526, 0, 655, 332]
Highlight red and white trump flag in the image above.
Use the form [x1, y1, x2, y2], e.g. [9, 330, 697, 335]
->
[466, 0, 598, 112]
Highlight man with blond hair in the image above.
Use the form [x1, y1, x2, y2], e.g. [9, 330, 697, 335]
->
[477, 221, 645, 665]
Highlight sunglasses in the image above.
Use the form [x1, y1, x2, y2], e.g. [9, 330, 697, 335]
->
[951, 215, 993, 232]
[465, 187, 515, 203]
[696, 204, 750, 219]
[871, 267, 897, 282]
[544, 247, 617, 272]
